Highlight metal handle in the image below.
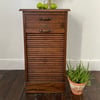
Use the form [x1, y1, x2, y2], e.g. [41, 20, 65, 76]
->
[40, 29, 51, 33]
[39, 17, 51, 21]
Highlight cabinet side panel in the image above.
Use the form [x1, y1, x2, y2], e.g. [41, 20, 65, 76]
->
[23, 14, 28, 82]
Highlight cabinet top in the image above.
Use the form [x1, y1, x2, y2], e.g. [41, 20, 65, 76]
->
[19, 9, 70, 12]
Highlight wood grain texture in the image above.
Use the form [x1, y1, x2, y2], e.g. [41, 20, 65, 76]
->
[0, 71, 100, 100]
[25, 82, 65, 93]
[20, 9, 70, 93]
[0, 70, 24, 100]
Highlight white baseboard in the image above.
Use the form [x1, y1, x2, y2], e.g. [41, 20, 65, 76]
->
[67, 59, 100, 71]
[0, 59, 100, 70]
[0, 59, 24, 70]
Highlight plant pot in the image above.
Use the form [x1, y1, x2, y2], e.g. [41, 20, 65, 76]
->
[68, 77, 87, 95]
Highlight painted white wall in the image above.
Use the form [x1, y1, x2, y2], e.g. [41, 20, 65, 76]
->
[0, 0, 100, 70]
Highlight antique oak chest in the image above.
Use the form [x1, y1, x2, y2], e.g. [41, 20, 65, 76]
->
[20, 9, 70, 93]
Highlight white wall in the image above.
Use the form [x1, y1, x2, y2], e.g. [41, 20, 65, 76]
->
[0, 0, 100, 70]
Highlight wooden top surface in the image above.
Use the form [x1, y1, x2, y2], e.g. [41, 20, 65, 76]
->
[19, 9, 71, 12]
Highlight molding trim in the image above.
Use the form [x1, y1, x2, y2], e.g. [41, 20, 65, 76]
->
[0, 59, 100, 70]
[0, 59, 24, 70]
[67, 59, 100, 71]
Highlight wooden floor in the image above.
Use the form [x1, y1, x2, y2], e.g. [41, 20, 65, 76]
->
[0, 70, 100, 100]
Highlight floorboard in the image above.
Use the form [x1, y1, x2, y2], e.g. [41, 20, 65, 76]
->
[0, 71, 100, 100]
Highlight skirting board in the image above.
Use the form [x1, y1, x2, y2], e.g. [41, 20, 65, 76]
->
[0, 59, 24, 70]
[0, 59, 100, 70]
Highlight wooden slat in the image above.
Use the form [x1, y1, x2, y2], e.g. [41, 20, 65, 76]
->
[27, 55, 64, 57]
[27, 53, 64, 56]
[28, 72, 64, 76]
[27, 62, 64, 66]
[27, 35, 64, 40]
[27, 59, 64, 62]
[26, 33, 64, 36]
[27, 44, 64, 48]
[27, 48, 63, 52]
[27, 50, 64, 54]
[28, 77, 64, 82]
[27, 41, 64, 45]
[28, 68, 64, 73]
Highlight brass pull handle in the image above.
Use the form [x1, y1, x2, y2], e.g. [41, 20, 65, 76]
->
[39, 17, 51, 21]
[40, 29, 51, 33]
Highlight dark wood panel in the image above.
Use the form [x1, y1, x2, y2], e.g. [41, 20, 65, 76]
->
[25, 82, 65, 93]
[25, 14, 65, 24]
[26, 23, 64, 30]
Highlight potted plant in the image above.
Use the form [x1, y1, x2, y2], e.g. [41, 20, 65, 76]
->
[66, 61, 90, 95]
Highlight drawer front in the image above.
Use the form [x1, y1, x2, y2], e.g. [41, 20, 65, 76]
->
[25, 14, 65, 33]
[25, 14, 65, 24]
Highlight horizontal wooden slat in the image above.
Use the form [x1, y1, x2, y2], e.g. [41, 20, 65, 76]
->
[27, 48, 63, 51]
[27, 61, 64, 64]
[27, 60, 64, 62]
[27, 39, 64, 43]
[27, 53, 64, 56]
[27, 51, 63, 55]
[28, 72, 64, 76]
[27, 55, 64, 58]
[27, 35, 64, 40]
[28, 76, 64, 82]
[28, 65, 64, 68]
[27, 57, 64, 60]
[27, 65, 64, 69]
[28, 68, 64, 73]
[27, 44, 64, 48]
[26, 33, 64, 36]
[27, 46, 63, 48]
[27, 63, 64, 67]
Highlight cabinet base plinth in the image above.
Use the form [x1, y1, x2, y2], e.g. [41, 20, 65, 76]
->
[25, 82, 65, 93]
